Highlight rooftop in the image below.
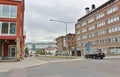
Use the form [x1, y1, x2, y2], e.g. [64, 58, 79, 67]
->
[78, 0, 117, 22]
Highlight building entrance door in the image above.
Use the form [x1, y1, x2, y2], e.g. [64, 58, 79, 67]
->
[9, 46, 16, 58]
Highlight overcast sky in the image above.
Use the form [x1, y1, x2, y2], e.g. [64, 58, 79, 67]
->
[24, 0, 108, 43]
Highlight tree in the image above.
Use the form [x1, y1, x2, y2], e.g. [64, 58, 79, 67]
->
[25, 47, 29, 54]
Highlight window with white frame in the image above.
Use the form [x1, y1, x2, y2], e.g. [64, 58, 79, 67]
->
[98, 30, 106, 36]
[90, 40, 96, 45]
[76, 30, 80, 34]
[110, 38, 116, 43]
[76, 37, 81, 41]
[82, 21, 87, 26]
[76, 24, 81, 29]
[82, 28, 87, 33]
[88, 25, 95, 30]
[0, 22, 16, 35]
[117, 37, 120, 42]
[96, 13, 105, 19]
[96, 21, 105, 28]
[92, 40, 96, 45]
[76, 42, 81, 46]
[107, 6, 118, 14]
[82, 42, 86, 46]
[108, 16, 119, 24]
[88, 17, 94, 23]
[0, 4, 17, 18]
[98, 39, 106, 45]
[2, 5, 9, 17]
[82, 35, 87, 39]
[88, 33, 95, 38]
[108, 26, 120, 33]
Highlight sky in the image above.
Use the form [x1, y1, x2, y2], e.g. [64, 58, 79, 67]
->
[24, 0, 108, 43]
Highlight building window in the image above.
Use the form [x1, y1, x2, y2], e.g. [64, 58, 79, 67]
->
[109, 37, 120, 43]
[88, 33, 95, 38]
[107, 6, 118, 15]
[2, 22, 8, 34]
[76, 37, 81, 41]
[98, 30, 106, 36]
[88, 25, 95, 30]
[77, 42, 81, 46]
[88, 17, 94, 23]
[0, 22, 16, 35]
[108, 26, 120, 33]
[98, 39, 106, 45]
[76, 24, 81, 29]
[0, 4, 17, 18]
[76, 30, 80, 34]
[110, 47, 120, 54]
[10, 23, 16, 34]
[82, 21, 87, 26]
[90, 40, 96, 45]
[2, 5, 9, 17]
[96, 13, 105, 19]
[10, 5, 17, 18]
[82, 28, 87, 33]
[108, 16, 119, 24]
[82, 35, 87, 39]
[96, 21, 105, 28]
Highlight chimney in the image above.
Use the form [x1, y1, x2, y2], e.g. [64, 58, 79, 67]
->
[92, 4, 95, 10]
[85, 7, 90, 14]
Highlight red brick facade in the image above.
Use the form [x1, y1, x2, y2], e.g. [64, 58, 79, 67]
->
[0, 0, 25, 61]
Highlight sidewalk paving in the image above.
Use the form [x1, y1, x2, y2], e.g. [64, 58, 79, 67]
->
[105, 55, 120, 58]
[0, 57, 48, 72]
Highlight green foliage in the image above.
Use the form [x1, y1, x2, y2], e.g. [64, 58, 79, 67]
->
[35, 49, 46, 55]
[25, 47, 29, 54]
[47, 52, 52, 55]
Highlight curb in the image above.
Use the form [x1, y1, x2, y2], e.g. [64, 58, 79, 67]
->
[0, 58, 49, 72]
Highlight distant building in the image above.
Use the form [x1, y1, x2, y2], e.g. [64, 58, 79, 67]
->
[26, 42, 57, 53]
[56, 36, 66, 51]
[0, 0, 25, 61]
[56, 33, 76, 56]
[75, 0, 120, 55]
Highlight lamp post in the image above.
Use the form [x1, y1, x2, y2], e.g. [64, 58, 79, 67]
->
[50, 19, 75, 56]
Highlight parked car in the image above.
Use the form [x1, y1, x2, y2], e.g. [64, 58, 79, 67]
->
[85, 52, 105, 59]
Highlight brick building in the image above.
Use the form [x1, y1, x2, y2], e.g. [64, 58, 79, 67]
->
[0, 0, 25, 61]
[75, 0, 120, 55]
[56, 33, 76, 56]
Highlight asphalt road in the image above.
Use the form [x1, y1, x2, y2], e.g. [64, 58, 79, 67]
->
[0, 57, 120, 77]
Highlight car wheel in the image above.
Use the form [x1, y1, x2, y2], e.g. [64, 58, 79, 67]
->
[93, 56, 96, 59]
[101, 57, 103, 59]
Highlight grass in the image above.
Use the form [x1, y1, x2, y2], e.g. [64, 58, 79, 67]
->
[42, 55, 77, 59]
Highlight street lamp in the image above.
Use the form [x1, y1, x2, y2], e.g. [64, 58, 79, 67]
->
[50, 19, 75, 56]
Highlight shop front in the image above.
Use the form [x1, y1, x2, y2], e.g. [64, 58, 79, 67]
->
[0, 39, 19, 61]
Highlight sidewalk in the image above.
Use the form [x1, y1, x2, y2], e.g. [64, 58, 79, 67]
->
[105, 55, 120, 58]
[0, 57, 48, 72]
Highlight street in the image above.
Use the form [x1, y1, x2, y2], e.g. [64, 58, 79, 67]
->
[0, 57, 120, 77]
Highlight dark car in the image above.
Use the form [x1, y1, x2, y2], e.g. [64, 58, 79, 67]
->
[85, 52, 105, 59]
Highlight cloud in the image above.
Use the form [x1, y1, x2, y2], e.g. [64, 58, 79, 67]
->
[24, 0, 108, 42]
